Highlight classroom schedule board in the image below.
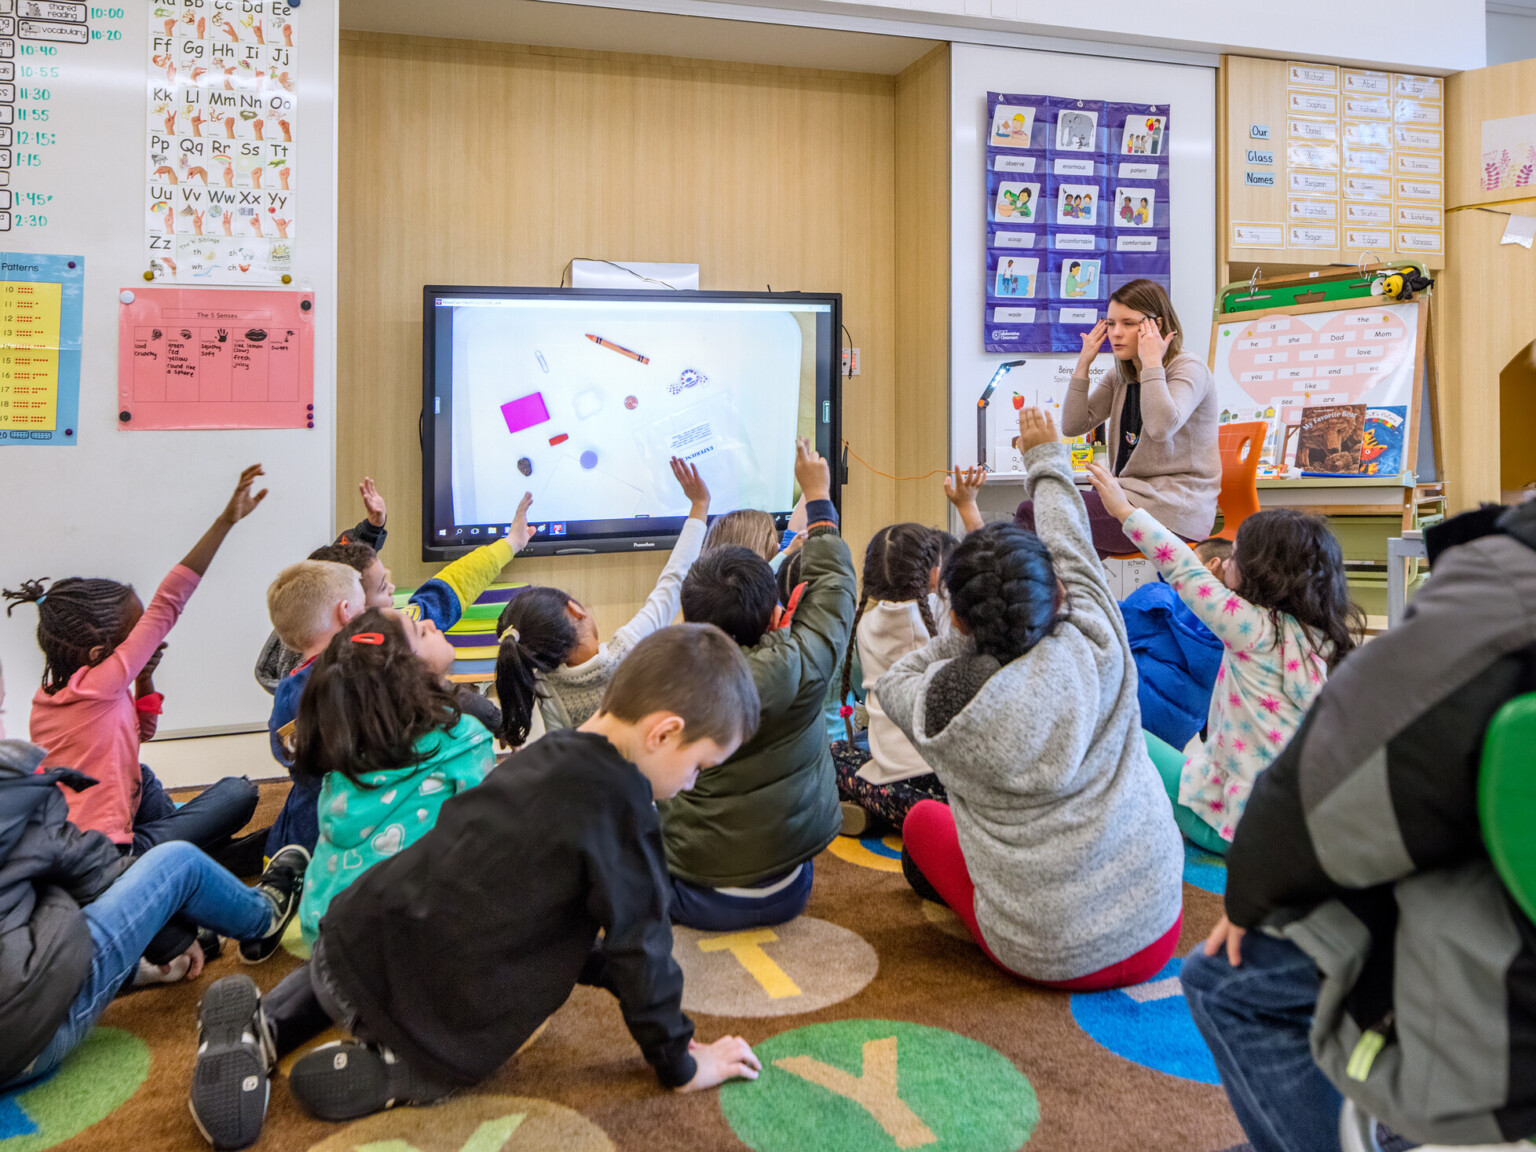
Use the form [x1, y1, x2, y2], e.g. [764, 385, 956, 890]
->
[984, 93, 1172, 353]
[0, 251, 81, 446]
[1211, 300, 1422, 477]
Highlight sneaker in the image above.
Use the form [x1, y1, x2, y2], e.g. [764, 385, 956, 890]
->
[188, 976, 275, 1150]
[839, 802, 871, 838]
[238, 844, 309, 965]
[289, 1041, 448, 1122]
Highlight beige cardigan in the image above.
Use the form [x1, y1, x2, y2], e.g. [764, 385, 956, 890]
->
[1062, 351, 1220, 542]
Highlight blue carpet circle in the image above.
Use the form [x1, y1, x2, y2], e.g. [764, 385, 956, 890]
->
[1182, 842, 1227, 895]
[1069, 958, 1219, 1084]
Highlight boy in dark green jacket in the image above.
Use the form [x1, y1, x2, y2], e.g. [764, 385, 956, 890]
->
[668, 439, 856, 930]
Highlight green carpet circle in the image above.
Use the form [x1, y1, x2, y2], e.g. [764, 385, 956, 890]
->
[0, 1027, 150, 1151]
[720, 1018, 1038, 1152]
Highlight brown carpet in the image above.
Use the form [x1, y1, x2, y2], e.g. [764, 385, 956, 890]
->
[19, 782, 1245, 1152]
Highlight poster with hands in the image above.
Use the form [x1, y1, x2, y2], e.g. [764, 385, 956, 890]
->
[145, 0, 297, 285]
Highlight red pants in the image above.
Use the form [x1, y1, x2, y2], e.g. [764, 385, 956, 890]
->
[901, 799, 1181, 991]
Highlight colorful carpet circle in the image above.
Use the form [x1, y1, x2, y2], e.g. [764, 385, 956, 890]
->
[828, 832, 905, 873]
[0, 1027, 149, 1151]
[720, 1019, 1038, 1151]
[305, 1095, 613, 1152]
[1069, 958, 1220, 1084]
[674, 917, 879, 1017]
[1182, 843, 1227, 895]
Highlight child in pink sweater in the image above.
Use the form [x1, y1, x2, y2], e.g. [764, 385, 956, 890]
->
[5, 465, 268, 855]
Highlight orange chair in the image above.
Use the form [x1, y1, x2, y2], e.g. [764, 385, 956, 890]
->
[1213, 420, 1267, 541]
[1102, 419, 1267, 561]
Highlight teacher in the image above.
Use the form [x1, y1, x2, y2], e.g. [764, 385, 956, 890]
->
[1016, 279, 1219, 558]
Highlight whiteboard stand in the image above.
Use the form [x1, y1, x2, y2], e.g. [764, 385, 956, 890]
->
[1386, 530, 1427, 628]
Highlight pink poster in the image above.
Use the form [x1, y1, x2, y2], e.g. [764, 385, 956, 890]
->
[117, 288, 314, 430]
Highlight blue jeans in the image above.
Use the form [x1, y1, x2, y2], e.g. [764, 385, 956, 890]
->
[1181, 933, 1343, 1152]
[2, 841, 273, 1091]
[669, 861, 814, 932]
[132, 765, 259, 858]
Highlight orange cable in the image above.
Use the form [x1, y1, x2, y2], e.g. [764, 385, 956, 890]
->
[841, 440, 951, 483]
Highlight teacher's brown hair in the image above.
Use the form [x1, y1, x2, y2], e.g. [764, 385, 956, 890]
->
[1109, 279, 1183, 377]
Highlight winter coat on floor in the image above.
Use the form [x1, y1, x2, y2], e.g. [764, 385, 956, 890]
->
[1121, 579, 1222, 750]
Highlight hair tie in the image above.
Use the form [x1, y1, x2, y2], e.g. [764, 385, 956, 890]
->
[839, 704, 854, 718]
[35, 594, 45, 604]
[501, 626, 520, 643]
[350, 632, 385, 645]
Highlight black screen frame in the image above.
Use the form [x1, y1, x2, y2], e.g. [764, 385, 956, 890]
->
[421, 285, 843, 562]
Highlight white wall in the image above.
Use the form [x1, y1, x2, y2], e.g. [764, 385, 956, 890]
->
[0, 4, 338, 740]
[949, 42, 1217, 472]
[1488, 9, 1536, 64]
[580, 0, 1486, 73]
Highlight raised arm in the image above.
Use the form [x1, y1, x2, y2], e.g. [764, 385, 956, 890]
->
[1132, 322, 1208, 440]
[783, 440, 857, 687]
[613, 460, 710, 650]
[944, 467, 986, 534]
[406, 492, 531, 630]
[1018, 408, 1115, 610]
[1060, 321, 1113, 436]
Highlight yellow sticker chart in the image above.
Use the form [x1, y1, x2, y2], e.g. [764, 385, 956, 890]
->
[0, 279, 62, 431]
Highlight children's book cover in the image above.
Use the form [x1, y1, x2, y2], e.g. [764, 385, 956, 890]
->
[1296, 404, 1367, 476]
[1361, 406, 1406, 477]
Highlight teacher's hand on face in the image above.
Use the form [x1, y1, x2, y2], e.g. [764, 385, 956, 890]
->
[1076, 319, 1108, 369]
[1135, 317, 1173, 370]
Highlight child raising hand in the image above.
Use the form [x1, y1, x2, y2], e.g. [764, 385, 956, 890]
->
[1088, 463, 1362, 850]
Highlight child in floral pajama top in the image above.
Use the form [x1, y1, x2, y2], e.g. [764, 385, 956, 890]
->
[1089, 464, 1363, 851]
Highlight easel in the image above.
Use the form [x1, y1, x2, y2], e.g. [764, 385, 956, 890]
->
[1209, 259, 1443, 533]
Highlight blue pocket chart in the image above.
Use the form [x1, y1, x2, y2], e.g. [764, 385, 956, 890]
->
[0, 251, 83, 447]
[986, 95, 1172, 354]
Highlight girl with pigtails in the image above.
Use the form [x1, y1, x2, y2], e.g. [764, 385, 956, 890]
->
[878, 407, 1184, 992]
[831, 523, 951, 836]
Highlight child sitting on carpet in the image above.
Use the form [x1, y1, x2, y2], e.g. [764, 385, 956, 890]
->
[254, 477, 393, 694]
[293, 609, 493, 945]
[187, 626, 762, 1149]
[493, 459, 710, 745]
[264, 492, 534, 859]
[665, 439, 855, 931]
[833, 520, 949, 837]
[3, 465, 268, 860]
[1088, 464, 1363, 852]
[879, 409, 1184, 991]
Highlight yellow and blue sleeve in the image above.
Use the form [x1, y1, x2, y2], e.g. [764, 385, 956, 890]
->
[403, 538, 514, 630]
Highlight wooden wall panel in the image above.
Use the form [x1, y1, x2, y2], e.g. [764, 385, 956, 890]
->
[338, 31, 907, 629]
[1441, 58, 1536, 510]
[893, 44, 951, 531]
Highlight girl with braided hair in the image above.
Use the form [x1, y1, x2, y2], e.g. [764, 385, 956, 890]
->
[832, 522, 951, 836]
[878, 408, 1184, 991]
[3, 465, 268, 857]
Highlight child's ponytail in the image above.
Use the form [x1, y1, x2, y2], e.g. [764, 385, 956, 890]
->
[3, 576, 136, 693]
[494, 587, 580, 747]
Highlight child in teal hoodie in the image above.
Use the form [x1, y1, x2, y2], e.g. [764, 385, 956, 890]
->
[291, 608, 495, 944]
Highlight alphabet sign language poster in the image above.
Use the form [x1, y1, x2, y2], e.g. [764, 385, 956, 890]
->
[117, 287, 314, 430]
[985, 93, 1172, 353]
[145, 0, 297, 285]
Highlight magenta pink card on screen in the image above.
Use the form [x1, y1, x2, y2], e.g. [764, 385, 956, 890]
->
[501, 392, 550, 434]
[117, 288, 314, 430]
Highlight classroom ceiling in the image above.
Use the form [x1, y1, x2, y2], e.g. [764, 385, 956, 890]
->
[339, 0, 941, 75]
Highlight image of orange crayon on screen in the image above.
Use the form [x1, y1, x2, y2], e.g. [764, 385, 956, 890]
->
[586, 333, 649, 364]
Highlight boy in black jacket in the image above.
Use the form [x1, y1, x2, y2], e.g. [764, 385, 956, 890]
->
[189, 624, 764, 1150]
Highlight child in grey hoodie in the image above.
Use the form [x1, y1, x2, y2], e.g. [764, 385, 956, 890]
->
[878, 407, 1184, 990]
